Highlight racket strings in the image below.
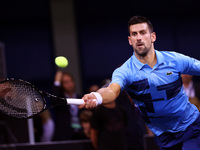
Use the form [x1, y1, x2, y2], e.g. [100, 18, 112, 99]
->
[0, 80, 45, 118]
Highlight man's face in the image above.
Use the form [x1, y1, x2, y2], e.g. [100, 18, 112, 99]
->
[62, 75, 75, 93]
[128, 23, 156, 57]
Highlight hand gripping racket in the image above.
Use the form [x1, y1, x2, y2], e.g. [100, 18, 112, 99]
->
[0, 78, 93, 119]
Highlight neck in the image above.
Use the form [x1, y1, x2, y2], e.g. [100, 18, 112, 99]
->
[135, 46, 157, 68]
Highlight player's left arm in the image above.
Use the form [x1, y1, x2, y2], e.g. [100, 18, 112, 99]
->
[176, 53, 200, 75]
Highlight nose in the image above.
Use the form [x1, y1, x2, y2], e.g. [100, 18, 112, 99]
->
[136, 34, 142, 41]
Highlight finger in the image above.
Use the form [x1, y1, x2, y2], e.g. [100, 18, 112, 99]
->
[85, 104, 90, 109]
[79, 103, 86, 109]
[87, 100, 96, 109]
[93, 99, 97, 106]
[90, 100, 96, 108]
[82, 94, 90, 101]
[84, 100, 91, 109]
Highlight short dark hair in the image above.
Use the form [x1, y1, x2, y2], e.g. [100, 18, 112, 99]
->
[128, 16, 153, 33]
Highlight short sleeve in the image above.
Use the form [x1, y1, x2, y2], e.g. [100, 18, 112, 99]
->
[175, 52, 200, 75]
[110, 66, 130, 91]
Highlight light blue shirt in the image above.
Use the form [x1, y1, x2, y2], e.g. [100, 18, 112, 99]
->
[111, 50, 200, 136]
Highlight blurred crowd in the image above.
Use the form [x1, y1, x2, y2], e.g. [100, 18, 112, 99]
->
[34, 71, 148, 150]
[0, 71, 200, 150]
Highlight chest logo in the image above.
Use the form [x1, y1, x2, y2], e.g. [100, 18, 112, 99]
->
[166, 71, 173, 75]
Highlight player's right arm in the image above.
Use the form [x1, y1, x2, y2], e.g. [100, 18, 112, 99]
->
[79, 83, 121, 109]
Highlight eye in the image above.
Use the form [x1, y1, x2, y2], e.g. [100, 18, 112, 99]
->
[141, 31, 146, 35]
[132, 32, 137, 36]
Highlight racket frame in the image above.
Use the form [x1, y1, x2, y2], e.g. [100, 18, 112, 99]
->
[0, 78, 68, 119]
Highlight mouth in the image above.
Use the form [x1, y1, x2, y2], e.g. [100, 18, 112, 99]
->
[136, 42, 144, 47]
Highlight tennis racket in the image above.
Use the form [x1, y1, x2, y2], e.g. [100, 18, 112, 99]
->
[0, 78, 93, 119]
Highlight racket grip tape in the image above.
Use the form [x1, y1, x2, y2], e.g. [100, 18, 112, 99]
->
[67, 98, 97, 105]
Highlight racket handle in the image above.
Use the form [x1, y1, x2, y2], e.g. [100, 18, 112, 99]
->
[66, 98, 97, 105]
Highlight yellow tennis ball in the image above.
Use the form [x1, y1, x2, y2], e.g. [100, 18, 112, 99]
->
[55, 56, 68, 68]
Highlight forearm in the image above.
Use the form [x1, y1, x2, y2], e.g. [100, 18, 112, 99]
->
[80, 83, 121, 109]
[97, 83, 120, 104]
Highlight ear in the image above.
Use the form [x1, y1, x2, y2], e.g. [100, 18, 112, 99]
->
[128, 36, 132, 45]
[151, 32, 156, 43]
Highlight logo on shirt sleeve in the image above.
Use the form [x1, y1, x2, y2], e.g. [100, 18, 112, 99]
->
[166, 71, 173, 75]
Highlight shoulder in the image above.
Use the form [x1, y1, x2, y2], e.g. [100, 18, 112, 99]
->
[158, 50, 190, 63]
[111, 57, 134, 88]
[159, 51, 181, 59]
[160, 50, 189, 58]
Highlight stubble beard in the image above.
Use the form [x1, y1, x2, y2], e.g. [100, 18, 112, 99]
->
[134, 46, 149, 57]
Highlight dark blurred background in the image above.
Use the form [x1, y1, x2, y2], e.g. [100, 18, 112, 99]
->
[0, 0, 200, 149]
[0, 0, 200, 94]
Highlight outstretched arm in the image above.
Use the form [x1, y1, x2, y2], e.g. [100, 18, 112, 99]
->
[79, 83, 121, 109]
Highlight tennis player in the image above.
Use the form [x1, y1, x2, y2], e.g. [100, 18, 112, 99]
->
[79, 16, 200, 150]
